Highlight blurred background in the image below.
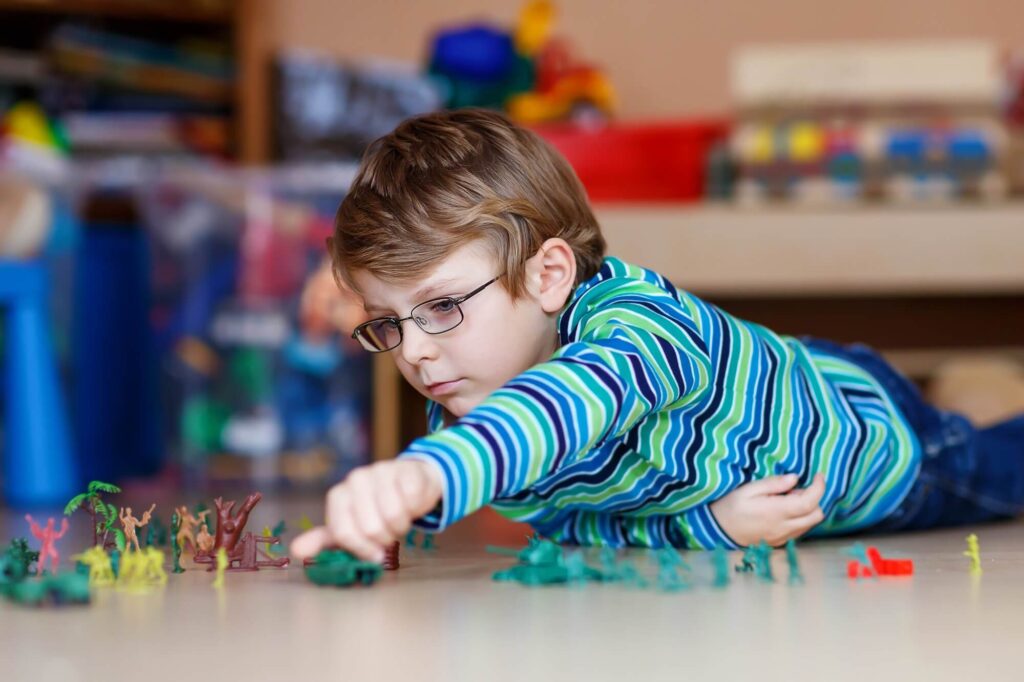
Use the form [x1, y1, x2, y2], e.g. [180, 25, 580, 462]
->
[2, 0, 1023, 509]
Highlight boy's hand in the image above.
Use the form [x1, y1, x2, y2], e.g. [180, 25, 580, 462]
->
[709, 473, 826, 547]
[291, 459, 443, 563]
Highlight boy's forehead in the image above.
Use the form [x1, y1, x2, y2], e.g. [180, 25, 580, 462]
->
[357, 242, 498, 309]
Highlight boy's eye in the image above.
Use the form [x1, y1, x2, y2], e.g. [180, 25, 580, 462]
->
[430, 298, 458, 314]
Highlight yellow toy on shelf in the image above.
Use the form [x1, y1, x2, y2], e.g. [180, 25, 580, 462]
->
[514, 0, 555, 57]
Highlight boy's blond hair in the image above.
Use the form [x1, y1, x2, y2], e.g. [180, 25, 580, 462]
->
[330, 108, 606, 300]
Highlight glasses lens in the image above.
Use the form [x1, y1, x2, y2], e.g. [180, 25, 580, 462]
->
[412, 297, 464, 334]
[357, 319, 401, 351]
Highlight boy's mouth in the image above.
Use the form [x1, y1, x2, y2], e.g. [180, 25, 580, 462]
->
[425, 379, 463, 397]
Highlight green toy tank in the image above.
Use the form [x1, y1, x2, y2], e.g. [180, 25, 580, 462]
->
[304, 549, 382, 587]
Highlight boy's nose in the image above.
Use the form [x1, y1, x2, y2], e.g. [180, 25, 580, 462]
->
[399, 321, 440, 366]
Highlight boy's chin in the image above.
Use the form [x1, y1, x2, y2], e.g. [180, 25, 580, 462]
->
[437, 394, 481, 419]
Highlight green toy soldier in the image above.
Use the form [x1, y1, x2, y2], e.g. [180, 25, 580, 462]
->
[170, 511, 184, 574]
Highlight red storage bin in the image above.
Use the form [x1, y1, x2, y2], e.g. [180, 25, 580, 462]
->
[533, 119, 730, 203]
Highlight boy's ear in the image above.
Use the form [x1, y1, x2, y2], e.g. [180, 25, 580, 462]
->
[530, 238, 576, 314]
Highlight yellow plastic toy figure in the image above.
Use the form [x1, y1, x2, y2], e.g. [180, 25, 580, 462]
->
[116, 547, 167, 590]
[142, 548, 168, 585]
[212, 547, 228, 589]
[72, 546, 115, 586]
[515, 0, 554, 56]
[116, 550, 144, 590]
[963, 533, 982, 575]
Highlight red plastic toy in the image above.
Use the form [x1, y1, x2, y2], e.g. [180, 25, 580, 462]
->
[847, 545, 914, 579]
[867, 546, 914, 576]
[24, 515, 69, 574]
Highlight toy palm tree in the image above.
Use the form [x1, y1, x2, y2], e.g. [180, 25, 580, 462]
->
[63, 480, 126, 550]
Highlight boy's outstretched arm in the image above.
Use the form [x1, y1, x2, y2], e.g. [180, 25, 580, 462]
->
[396, 296, 713, 535]
[294, 289, 711, 561]
[292, 459, 443, 562]
[709, 473, 826, 547]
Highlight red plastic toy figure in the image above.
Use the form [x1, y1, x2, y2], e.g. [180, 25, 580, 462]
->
[24, 514, 69, 573]
[867, 546, 914, 576]
[847, 545, 914, 579]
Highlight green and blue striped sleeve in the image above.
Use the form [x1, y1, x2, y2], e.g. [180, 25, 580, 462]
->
[401, 289, 712, 532]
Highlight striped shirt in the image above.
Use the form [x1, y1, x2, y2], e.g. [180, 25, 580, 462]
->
[402, 257, 921, 548]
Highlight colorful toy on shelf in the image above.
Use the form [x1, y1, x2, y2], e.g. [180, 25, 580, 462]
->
[192, 493, 290, 572]
[1, 101, 68, 153]
[427, 0, 614, 124]
[728, 41, 1010, 205]
[304, 549, 383, 587]
[64, 481, 124, 550]
[963, 534, 982, 575]
[24, 515, 69, 574]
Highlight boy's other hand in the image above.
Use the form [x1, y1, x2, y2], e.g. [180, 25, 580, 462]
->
[291, 459, 444, 563]
[709, 473, 826, 547]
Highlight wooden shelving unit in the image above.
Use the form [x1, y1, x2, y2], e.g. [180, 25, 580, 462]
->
[597, 203, 1024, 297]
[0, 0, 269, 162]
[0, 0, 232, 23]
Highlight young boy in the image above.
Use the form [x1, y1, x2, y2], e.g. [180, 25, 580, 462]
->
[292, 109, 1024, 563]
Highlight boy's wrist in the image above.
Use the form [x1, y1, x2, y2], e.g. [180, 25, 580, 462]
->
[408, 459, 444, 503]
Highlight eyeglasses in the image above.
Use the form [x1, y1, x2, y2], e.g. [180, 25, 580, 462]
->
[351, 276, 501, 353]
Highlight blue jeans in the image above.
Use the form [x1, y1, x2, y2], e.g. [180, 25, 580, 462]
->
[802, 338, 1024, 531]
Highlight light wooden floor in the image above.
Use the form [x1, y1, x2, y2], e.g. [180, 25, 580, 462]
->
[2, 498, 1023, 682]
